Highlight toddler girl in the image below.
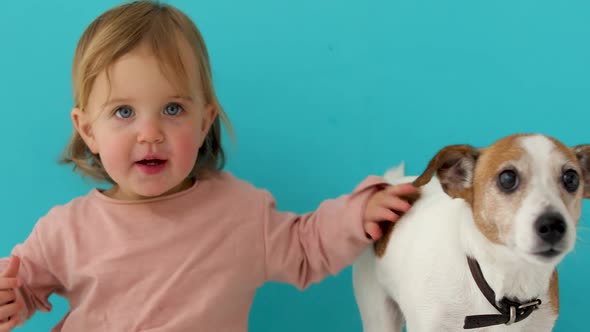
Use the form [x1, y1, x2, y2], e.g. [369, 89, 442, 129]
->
[0, 1, 416, 331]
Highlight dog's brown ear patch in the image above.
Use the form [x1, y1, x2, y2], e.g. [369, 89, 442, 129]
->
[412, 145, 479, 203]
[574, 144, 590, 198]
[374, 190, 422, 257]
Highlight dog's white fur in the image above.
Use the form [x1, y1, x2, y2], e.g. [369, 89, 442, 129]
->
[353, 135, 588, 332]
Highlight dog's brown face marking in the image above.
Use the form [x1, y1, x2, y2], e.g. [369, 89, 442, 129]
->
[471, 135, 529, 243]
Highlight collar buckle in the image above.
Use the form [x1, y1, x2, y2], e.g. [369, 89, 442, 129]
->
[506, 306, 517, 325]
[518, 299, 542, 310]
[505, 299, 541, 326]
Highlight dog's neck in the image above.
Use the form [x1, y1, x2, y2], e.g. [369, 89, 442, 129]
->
[459, 208, 555, 303]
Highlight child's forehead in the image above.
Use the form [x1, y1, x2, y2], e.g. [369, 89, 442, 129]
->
[111, 37, 203, 96]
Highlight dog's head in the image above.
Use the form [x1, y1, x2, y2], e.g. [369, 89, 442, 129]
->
[414, 134, 590, 265]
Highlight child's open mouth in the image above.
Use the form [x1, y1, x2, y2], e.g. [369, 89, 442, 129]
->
[136, 159, 167, 174]
[137, 159, 166, 166]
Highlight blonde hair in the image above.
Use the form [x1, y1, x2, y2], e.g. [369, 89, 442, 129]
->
[61, 0, 232, 183]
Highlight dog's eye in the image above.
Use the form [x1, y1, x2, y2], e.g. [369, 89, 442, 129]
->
[562, 169, 579, 193]
[497, 170, 519, 193]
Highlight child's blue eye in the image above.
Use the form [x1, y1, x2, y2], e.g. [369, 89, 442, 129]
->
[114, 106, 134, 119]
[164, 103, 183, 116]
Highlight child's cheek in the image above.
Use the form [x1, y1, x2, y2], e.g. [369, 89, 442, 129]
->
[174, 130, 202, 170]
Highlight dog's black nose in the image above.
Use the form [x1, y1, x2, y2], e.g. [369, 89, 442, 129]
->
[535, 212, 567, 244]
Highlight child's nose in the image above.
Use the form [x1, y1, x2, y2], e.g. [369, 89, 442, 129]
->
[137, 118, 164, 144]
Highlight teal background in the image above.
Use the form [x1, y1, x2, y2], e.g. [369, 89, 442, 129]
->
[1, 0, 589, 330]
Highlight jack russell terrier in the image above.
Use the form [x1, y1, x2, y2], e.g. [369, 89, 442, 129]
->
[353, 134, 590, 331]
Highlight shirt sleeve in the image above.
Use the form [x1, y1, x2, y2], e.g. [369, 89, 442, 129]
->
[0, 214, 65, 323]
[262, 175, 387, 289]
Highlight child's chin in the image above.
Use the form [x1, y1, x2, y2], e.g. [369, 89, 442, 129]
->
[137, 188, 173, 199]
[137, 183, 189, 199]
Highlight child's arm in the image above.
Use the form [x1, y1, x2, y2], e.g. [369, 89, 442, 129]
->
[261, 176, 416, 289]
[0, 256, 22, 331]
[0, 216, 66, 326]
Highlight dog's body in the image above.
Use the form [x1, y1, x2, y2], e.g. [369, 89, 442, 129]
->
[353, 134, 590, 332]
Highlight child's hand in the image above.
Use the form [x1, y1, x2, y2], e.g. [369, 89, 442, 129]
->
[0, 256, 22, 331]
[363, 183, 418, 240]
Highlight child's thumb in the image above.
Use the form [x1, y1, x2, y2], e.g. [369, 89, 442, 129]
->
[1, 256, 21, 278]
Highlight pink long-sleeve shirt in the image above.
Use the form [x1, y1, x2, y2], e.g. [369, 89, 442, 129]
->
[0, 171, 383, 331]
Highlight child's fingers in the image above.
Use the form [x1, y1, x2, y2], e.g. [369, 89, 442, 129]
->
[0, 257, 20, 279]
[385, 183, 418, 196]
[0, 301, 21, 325]
[381, 196, 412, 214]
[0, 290, 15, 306]
[364, 221, 382, 240]
[0, 279, 20, 291]
[0, 314, 19, 332]
[364, 207, 402, 239]
[368, 207, 400, 224]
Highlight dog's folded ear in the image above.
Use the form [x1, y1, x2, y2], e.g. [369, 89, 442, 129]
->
[573, 144, 590, 198]
[413, 145, 480, 202]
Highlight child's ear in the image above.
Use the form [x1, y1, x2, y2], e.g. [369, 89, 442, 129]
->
[71, 107, 98, 154]
[201, 103, 218, 135]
